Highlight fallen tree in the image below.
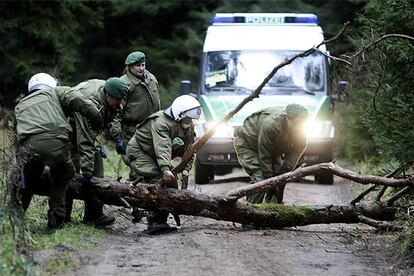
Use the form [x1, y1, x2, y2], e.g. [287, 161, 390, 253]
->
[25, 162, 410, 230]
[10, 27, 413, 231]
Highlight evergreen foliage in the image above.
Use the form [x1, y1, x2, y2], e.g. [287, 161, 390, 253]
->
[0, 0, 361, 108]
[0, 1, 102, 105]
[337, 0, 414, 163]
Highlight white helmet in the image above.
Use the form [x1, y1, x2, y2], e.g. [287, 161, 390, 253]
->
[171, 95, 202, 121]
[27, 73, 59, 93]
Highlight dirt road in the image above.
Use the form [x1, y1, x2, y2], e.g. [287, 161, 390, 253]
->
[63, 170, 402, 276]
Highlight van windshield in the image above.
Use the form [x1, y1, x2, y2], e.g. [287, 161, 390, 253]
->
[204, 50, 327, 94]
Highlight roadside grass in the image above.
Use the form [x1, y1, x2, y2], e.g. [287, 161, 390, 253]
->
[0, 130, 120, 275]
[102, 145, 130, 180]
[0, 196, 107, 275]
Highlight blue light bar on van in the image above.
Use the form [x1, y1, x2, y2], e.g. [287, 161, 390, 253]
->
[211, 13, 318, 25]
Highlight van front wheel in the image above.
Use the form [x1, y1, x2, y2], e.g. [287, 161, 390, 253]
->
[315, 172, 334, 185]
[195, 159, 214, 184]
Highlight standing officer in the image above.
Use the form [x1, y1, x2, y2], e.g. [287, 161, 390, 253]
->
[110, 51, 161, 222]
[126, 95, 201, 234]
[234, 104, 308, 205]
[66, 77, 128, 227]
[14, 73, 102, 229]
[111, 51, 161, 161]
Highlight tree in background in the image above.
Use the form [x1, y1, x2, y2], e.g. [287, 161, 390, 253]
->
[336, 0, 414, 165]
[0, 1, 102, 105]
[0, 0, 361, 108]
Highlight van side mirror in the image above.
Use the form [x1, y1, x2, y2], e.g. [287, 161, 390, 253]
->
[331, 81, 348, 102]
[180, 80, 192, 95]
[337, 81, 348, 96]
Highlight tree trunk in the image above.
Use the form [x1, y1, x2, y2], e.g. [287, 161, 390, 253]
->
[28, 173, 397, 229]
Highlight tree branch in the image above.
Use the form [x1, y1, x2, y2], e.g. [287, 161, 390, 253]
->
[386, 186, 411, 206]
[358, 215, 403, 231]
[350, 185, 377, 205]
[227, 162, 414, 199]
[350, 164, 404, 205]
[352, 34, 414, 58]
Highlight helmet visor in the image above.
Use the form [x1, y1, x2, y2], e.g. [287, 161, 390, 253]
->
[181, 107, 202, 120]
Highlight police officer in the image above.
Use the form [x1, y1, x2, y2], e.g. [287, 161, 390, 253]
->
[234, 104, 308, 205]
[111, 51, 161, 159]
[66, 77, 128, 227]
[126, 95, 201, 234]
[14, 73, 103, 229]
[110, 51, 161, 222]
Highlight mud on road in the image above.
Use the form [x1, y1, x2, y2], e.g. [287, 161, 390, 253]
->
[59, 171, 406, 276]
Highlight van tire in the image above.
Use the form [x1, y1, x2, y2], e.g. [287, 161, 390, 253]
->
[315, 172, 334, 185]
[195, 159, 214, 184]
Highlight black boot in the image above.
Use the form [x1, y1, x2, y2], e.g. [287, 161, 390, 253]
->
[93, 214, 115, 227]
[83, 200, 115, 227]
[145, 222, 177, 235]
[131, 208, 146, 223]
[48, 212, 65, 229]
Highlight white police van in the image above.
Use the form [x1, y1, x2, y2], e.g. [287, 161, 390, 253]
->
[181, 13, 346, 184]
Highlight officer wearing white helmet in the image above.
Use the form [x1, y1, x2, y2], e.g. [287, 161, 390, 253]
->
[27, 73, 59, 93]
[126, 95, 201, 234]
[14, 72, 102, 229]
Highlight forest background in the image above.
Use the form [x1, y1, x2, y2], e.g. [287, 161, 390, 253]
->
[0, 0, 413, 171]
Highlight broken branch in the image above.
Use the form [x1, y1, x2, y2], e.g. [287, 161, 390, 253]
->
[227, 162, 414, 199]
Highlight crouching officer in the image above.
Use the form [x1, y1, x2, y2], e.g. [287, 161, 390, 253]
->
[14, 73, 103, 229]
[126, 95, 200, 235]
[66, 77, 129, 227]
[234, 104, 308, 205]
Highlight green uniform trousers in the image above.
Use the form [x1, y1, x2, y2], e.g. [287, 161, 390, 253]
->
[235, 136, 285, 204]
[129, 147, 178, 224]
[21, 136, 74, 221]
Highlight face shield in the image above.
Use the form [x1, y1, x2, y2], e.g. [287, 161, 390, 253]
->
[181, 107, 202, 120]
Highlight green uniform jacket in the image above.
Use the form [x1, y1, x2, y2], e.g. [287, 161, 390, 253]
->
[15, 86, 99, 142]
[127, 110, 194, 177]
[72, 79, 120, 175]
[111, 69, 160, 141]
[237, 107, 307, 178]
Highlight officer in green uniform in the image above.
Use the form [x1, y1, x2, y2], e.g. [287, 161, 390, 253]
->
[234, 104, 308, 205]
[14, 73, 102, 229]
[111, 51, 161, 159]
[66, 77, 128, 227]
[110, 51, 161, 222]
[126, 95, 201, 234]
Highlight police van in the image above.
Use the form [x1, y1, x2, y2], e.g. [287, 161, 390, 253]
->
[181, 13, 345, 184]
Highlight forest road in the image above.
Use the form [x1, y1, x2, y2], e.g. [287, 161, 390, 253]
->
[64, 169, 401, 276]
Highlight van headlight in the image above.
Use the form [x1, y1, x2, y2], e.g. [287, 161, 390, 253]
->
[304, 120, 334, 139]
[204, 122, 235, 138]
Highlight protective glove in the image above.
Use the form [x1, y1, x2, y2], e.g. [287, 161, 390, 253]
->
[180, 169, 189, 190]
[89, 114, 103, 132]
[99, 147, 108, 158]
[114, 135, 127, 154]
[162, 170, 175, 184]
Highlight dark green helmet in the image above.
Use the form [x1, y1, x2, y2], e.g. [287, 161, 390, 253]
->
[104, 77, 128, 99]
[125, 51, 145, 65]
[285, 104, 308, 121]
